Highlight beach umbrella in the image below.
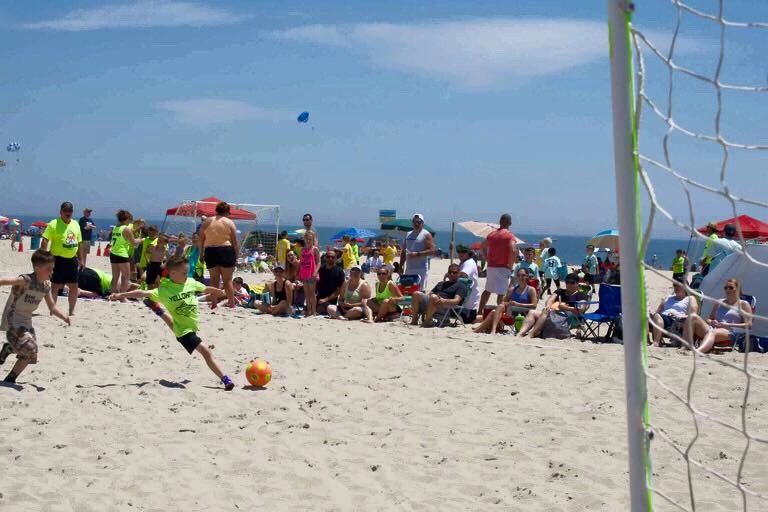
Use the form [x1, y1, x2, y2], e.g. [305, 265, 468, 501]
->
[457, 220, 525, 244]
[588, 229, 620, 251]
[696, 214, 768, 239]
[331, 227, 379, 241]
[0, 215, 8, 223]
[380, 218, 436, 235]
[31, 221, 48, 229]
[295, 228, 306, 235]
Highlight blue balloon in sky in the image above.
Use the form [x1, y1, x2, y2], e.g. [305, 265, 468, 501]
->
[297, 111, 309, 123]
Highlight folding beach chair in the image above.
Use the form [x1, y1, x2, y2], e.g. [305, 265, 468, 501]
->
[580, 284, 622, 342]
[435, 277, 473, 327]
[713, 294, 757, 353]
[397, 274, 422, 322]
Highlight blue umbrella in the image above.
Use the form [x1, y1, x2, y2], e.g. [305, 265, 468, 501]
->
[331, 227, 379, 241]
[588, 229, 620, 251]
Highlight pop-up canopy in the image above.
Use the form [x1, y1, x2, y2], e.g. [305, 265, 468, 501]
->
[697, 215, 768, 240]
[165, 196, 257, 220]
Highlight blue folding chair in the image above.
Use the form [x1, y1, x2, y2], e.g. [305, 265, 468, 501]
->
[581, 284, 622, 342]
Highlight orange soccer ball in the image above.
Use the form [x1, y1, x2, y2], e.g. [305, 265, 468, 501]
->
[245, 360, 272, 387]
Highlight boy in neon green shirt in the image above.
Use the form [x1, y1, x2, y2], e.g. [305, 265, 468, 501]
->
[109, 255, 235, 390]
[671, 249, 686, 283]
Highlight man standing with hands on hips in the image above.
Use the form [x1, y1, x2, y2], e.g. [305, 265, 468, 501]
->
[400, 213, 436, 291]
[477, 213, 518, 316]
[41, 201, 82, 315]
[78, 207, 95, 267]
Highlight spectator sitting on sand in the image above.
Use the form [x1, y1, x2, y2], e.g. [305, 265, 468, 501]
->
[257, 265, 294, 316]
[327, 265, 373, 322]
[369, 267, 403, 322]
[650, 281, 698, 347]
[474, 267, 538, 334]
[316, 250, 345, 315]
[367, 248, 385, 274]
[685, 278, 752, 354]
[410, 263, 466, 328]
[518, 273, 588, 339]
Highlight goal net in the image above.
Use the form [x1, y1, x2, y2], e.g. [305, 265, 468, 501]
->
[608, 1, 768, 510]
[161, 200, 280, 259]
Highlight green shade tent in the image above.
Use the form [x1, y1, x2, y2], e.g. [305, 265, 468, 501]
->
[380, 218, 435, 234]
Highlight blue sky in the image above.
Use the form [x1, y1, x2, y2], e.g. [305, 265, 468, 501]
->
[1, 1, 766, 236]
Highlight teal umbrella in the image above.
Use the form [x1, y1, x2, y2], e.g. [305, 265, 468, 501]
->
[380, 218, 435, 234]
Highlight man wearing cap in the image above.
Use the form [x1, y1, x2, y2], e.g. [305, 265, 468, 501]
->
[478, 213, 518, 315]
[399, 213, 436, 291]
[708, 223, 742, 273]
[699, 222, 719, 276]
[78, 208, 95, 266]
[41, 201, 83, 315]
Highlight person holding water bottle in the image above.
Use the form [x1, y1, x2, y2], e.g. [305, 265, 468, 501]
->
[473, 267, 537, 334]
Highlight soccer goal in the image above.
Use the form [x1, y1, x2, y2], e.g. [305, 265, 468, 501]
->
[161, 199, 280, 258]
[608, 1, 768, 510]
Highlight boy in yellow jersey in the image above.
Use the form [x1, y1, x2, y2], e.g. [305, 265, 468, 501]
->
[109, 255, 235, 390]
[383, 240, 396, 268]
[276, 230, 291, 266]
[341, 235, 355, 275]
[139, 226, 159, 284]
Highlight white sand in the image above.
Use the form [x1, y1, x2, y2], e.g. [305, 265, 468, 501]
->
[1, 239, 766, 511]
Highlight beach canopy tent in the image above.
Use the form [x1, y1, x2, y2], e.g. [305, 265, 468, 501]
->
[165, 196, 257, 220]
[457, 221, 526, 244]
[697, 215, 768, 240]
[699, 243, 768, 336]
[381, 218, 435, 235]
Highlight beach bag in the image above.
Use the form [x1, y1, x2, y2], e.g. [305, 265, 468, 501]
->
[735, 335, 768, 353]
[542, 311, 573, 339]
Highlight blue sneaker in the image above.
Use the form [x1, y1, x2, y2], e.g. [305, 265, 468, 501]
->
[221, 375, 235, 391]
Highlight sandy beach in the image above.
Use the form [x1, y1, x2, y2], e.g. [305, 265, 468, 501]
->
[1, 239, 767, 511]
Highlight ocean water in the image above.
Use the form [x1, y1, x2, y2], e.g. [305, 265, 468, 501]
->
[10, 215, 690, 269]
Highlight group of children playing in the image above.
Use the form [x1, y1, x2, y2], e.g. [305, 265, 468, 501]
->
[1, 249, 235, 390]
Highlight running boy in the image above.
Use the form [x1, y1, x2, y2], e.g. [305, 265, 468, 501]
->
[0, 250, 70, 383]
[109, 255, 235, 390]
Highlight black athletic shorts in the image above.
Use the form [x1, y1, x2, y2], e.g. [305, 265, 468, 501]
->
[176, 332, 203, 354]
[146, 262, 162, 286]
[77, 267, 103, 296]
[109, 253, 130, 264]
[204, 246, 236, 269]
[52, 256, 79, 284]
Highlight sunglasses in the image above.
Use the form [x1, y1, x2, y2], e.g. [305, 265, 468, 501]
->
[377, 271, 388, 276]
[448, 270, 459, 275]
[724, 285, 736, 290]
[61, 210, 73, 214]
[303, 218, 311, 222]
[273, 269, 284, 273]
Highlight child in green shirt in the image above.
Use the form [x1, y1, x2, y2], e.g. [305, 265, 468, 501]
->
[110, 255, 235, 390]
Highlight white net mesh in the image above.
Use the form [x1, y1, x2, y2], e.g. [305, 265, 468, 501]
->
[627, 1, 768, 510]
[161, 201, 280, 259]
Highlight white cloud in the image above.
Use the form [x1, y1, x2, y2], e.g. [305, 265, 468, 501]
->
[23, 1, 247, 31]
[157, 99, 286, 125]
[271, 18, 608, 89]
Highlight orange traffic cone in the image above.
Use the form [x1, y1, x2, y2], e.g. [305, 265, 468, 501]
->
[96, 242, 102, 257]
[104, 244, 111, 257]
[17, 239, 23, 252]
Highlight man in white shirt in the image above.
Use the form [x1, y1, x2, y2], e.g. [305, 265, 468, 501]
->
[456, 245, 480, 322]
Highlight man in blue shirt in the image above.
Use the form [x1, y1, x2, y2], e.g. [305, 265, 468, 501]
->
[78, 208, 95, 266]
